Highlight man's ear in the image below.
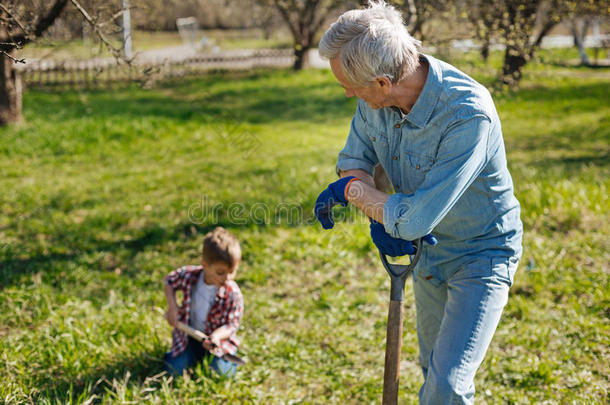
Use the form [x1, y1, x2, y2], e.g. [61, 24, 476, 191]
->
[376, 76, 392, 91]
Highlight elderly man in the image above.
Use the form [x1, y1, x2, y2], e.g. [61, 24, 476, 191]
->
[314, 1, 523, 404]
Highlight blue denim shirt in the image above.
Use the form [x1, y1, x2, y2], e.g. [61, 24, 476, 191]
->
[336, 55, 523, 276]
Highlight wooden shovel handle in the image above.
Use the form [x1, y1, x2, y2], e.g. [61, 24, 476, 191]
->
[382, 300, 404, 405]
[159, 311, 247, 366]
[175, 320, 208, 342]
[175, 321, 246, 366]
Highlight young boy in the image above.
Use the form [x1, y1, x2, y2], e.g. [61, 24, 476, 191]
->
[163, 226, 244, 377]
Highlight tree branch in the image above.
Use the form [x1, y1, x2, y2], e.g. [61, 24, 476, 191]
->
[98, 7, 131, 29]
[0, 0, 69, 52]
[274, 1, 299, 41]
[403, 0, 418, 29]
[69, 0, 125, 61]
[33, 0, 70, 38]
[1, 49, 25, 63]
[0, 4, 28, 37]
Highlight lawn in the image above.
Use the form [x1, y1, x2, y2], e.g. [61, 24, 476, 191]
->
[0, 52, 608, 404]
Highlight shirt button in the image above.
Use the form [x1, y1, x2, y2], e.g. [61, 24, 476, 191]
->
[394, 123, 400, 128]
[393, 155, 398, 160]
[372, 137, 376, 141]
[416, 164, 421, 169]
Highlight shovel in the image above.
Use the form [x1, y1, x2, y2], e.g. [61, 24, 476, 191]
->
[379, 238, 423, 405]
[174, 320, 246, 366]
[160, 309, 246, 366]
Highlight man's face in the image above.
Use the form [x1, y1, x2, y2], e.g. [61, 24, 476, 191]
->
[330, 56, 390, 109]
[202, 260, 237, 287]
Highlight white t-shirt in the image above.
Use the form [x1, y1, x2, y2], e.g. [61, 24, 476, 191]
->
[190, 271, 218, 332]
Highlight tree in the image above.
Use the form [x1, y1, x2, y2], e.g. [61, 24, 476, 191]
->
[498, 0, 539, 85]
[463, 0, 502, 61]
[501, 0, 609, 84]
[570, 17, 593, 65]
[1, 1, 69, 125]
[463, 0, 608, 86]
[0, 0, 124, 126]
[567, 2, 609, 66]
[257, 0, 348, 70]
[393, 0, 451, 41]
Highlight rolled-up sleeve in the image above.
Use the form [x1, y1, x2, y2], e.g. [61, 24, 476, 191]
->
[336, 100, 378, 176]
[384, 115, 491, 240]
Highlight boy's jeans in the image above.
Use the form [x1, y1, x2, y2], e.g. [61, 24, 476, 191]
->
[163, 337, 237, 377]
[413, 256, 518, 405]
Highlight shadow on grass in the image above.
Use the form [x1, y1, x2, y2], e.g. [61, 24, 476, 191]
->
[500, 80, 609, 168]
[0, 220, 255, 290]
[505, 123, 610, 170]
[541, 60, 610, 69]
[500, 81, 609, 110]
[24, 69, 353, 127]
[547, 153, 610, 169]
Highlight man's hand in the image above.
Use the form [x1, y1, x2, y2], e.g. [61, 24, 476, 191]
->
[315, 176, 360, 229]
[370, 219, 437, 257]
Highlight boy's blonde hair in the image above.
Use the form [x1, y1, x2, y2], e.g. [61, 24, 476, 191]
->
[202, 227, 241, 267]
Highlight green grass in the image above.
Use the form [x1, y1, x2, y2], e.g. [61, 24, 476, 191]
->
[0, 54, 609, 403]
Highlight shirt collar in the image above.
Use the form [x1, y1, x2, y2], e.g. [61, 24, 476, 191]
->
[399, 54, 442, 128]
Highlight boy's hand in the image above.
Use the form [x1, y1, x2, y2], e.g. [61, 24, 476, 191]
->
[315, 176, 360, 229]
[203, 335, 222, 356]
[209, 330, 222, 347]
[166, 307, 179, 328]
[202, 338, 214, 352]
[203, 326, 230, 355]
[164, 282, 180, 327]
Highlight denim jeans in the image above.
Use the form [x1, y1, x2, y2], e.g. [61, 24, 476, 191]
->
[163, 337, 237, 377]
[413, 256, 518, 404]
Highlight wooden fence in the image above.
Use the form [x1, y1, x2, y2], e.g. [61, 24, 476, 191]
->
[16, 49, 295, 90]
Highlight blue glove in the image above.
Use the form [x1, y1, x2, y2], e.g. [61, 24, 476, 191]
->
[314, 176, 359, 229]
[370, 219, 437, 257]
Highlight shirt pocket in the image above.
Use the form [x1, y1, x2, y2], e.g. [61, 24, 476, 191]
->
[366, 123, 391, 164]
[404, 151, 435, 192]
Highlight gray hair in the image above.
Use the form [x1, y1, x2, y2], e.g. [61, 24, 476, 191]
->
[319, 0, 421, 87]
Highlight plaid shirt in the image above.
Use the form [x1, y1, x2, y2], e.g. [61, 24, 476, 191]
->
[165, 265, 243, 358]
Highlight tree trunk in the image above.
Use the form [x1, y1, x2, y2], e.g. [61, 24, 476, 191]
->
[0, 53, 22, 126]
[572, 19, 591, 66]
[293, 45, 309, 70]
[480, 34, 490, 62]
[502, 46, 527, 85]
[499, 0, 538, 87]
[481, 44, 489, 62]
